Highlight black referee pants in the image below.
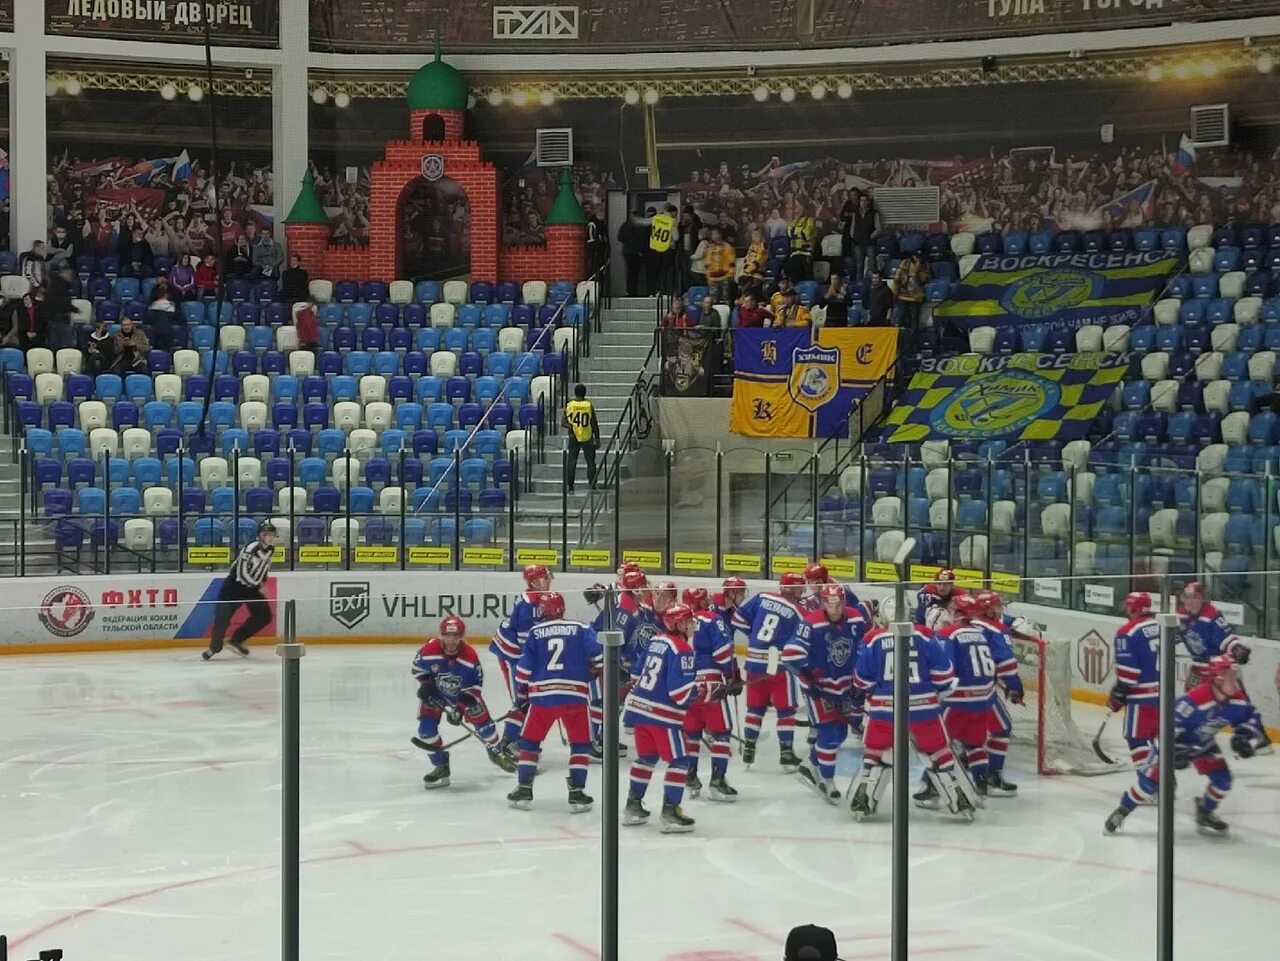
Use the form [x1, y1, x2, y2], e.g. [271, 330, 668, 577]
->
[209, 578, 272, 653]
[567, 435, 597, 491]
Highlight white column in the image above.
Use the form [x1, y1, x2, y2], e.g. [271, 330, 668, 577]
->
[274, 0, 310, 252]
[9, 2, 48, 252]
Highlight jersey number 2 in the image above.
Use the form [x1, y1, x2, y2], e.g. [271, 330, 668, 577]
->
[546, 637, 565, 672]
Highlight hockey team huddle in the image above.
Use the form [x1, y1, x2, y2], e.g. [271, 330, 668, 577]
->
[407, 563, 1273, 836]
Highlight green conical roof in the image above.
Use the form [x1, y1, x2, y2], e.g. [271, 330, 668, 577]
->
[284, 170, 329, 225]
[407, 36, 468, 111]
[545, 170, 586, 226]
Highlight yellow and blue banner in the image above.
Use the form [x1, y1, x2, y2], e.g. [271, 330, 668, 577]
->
[935, 251, 1179, 330]
[883, 352, 1128, 443]
[730, 328, 898, 438]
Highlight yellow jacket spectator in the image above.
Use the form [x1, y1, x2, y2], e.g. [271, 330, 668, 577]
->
[742, 230, 767, 279]
[769, 277, 794, 317]
[775, 292, 811, 327]
[705, 238, 736, 280]
[787, 215, 816, 255]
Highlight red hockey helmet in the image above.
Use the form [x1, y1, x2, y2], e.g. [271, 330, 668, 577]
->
[652, 579, 679, 607]
[523, 564, 552, 589]
[722, 576, 747, 589]
[620, 570, 648, 592]
[721, 575, 747, 605]
[538, 591, 566, 620]
[975, 589, 1002, 617]
[804, 562, 830, 584]
[1203, 654, 1236, 678]
[1123, 591, 1152, 616]
[662, 602, 696, 633]
[952, 593, 984, 620]
[617, 560, 643, 579]
[1203, 655, 1241, 698]
[440, 614, 466, 637]
[935, 568, 956, 591]
[819, 583, 845, 617]
[682, 587, 710, 611]
[779, 571, 806, 600]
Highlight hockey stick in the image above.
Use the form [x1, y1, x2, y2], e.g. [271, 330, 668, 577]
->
[410, 708, 519, 753]
[1091, 710, 1120, 765]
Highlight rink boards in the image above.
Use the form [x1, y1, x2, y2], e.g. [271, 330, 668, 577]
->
[0, 569, 1276, 735]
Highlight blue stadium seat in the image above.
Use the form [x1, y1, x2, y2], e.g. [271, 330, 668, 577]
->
[415, 280, 441, 305]
[442, 429, 470, 455]
[1134, 228, 1159, 252]
[362, 281, 389, 304]
[975, 232, 1002, 255]
[1248, 411, 1278, 445]
[1192, 274, 1219, 299]
[1206, 299, 1234, 325]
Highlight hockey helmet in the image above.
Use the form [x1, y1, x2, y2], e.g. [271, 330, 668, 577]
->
[779, 571, 806, 600]
[952, 592, 984, 620]
[721, 575, 747, 605]
[975, 589, 1002, 617]
[523, 564, 552, 589]
[662, 602, 696, 634]
[804, 562, 829, 584]
[617, 560, 643, 579]
[682, 587, 710, 611]
[257, 518, 278, 537]
[440, 614, 466, 636]
[1123, 591, 1152, 616]
[819, 583, 845, 617]
[935, 568, 956, 592]
[620, 570, 648, 592]
[538, 591, 566, 620]
[1181, 581, 1206, 613]
[1203, 655, 1241, 697]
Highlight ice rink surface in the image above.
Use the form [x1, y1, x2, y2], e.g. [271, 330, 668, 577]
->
[2, 645, 1278, 961]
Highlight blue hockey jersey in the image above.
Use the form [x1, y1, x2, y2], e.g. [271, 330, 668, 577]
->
[622, 632, 697, 729]
[731, 592, 809, 677]
[515, 618, 603, 706]
[784, 608, 865, 702]
[1177, 604, 1244, 662]
[1174, 684, 1261, 756]
[489, 591, 542, 662]
[690, 611, 735, 684]
[939, 620, 1021, 710]
[1113, 615, 1161, 704]
[970, 616, 1024, 699]
[853, 627, 956, 720]
[801, 583, 861, 614]
[412, 638, 485, 703]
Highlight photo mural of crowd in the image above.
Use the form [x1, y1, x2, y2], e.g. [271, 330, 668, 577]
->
[46, 149, 274, 260]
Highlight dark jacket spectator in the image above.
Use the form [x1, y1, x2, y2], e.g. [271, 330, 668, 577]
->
[44, 264, 76, 350]
[617, 217, 649, 297]
[47, 225, 78, 265]
[19, 241, 47, 289]
[112, 318, 151, 373]
[168, 256, 199, 301]
[120, 229, 153, 277]
[820, 274, 851, 327]
[866, 271, 894, 326]
[280, 255, 310, 303]
[223, 239, 254, 280]
[85, 320, 116, 376]
[5, 294, 47, 351]
[146, 292, 180, 353]
[252, 232, 285, 279]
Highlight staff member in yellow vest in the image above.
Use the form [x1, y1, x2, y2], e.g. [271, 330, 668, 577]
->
[786, 213, 816, 282]
[564, 384, 601, 493]
[648, 204, 679, 296]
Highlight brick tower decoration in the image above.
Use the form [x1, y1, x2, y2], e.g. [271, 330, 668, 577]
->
[284, 38, 584, 286]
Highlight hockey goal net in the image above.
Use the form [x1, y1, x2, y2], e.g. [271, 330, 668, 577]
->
[1009, 633, 1125, 776]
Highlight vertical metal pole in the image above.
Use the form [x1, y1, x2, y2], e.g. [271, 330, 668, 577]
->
[664, 448, 673, 574]
[103, 448, 111, 575]
[1066, 464, 1076, 591]
[1192, 470, 1202, 575]
[1127, 462, 1138, 589]
[613, 452, 621, 566]
[18, 446, 26, 578]
[1264, 472, 1274, 639]
[178, 444, 186, 573]
[1156, 611, 1178, 961]
[715, 445, 723, 577]
[764, 452, 773, 573]
[287, 446, 296, 572]
[277, 600, 305, 961]
[452, 448, 462, 571]
[399, 447, 408, 571]
[600, 606, 623, 961]
[983, 456, 994, 587]
[561, 443, 569, 565]
[891, 576, 912, 961]
[810, 441, 820, 559]
[233, 447, 242, 550]
[507, 449, 517, 571]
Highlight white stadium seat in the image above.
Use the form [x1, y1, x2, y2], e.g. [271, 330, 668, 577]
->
[1075, 325, 1103, 352]
[443, 280, 469, 306]
[522, 281, 548, 306]
[242, 374, 271, 404]
[276, 325, 300, 353]
[35, 372, 63, 404]
[277, 487, 307, 515]
[124, 518, 154, 552]
[239, 401, 268, 432]
[429, 351, 458, 378]
[389, 280, 414, 305]
[78, 401, 108, 432]
[219, 325, 246, 352]
[289, 350, 316, 376]
[1152, 300, 1180, 326]
[1218, 271, 1246, 301]
[144, 487, 173, 516]
[330, 518, 360, 549]
[430, 303, 456, 329]
[309, 279, 333, 303]
[89, 427, 118, 459]
[199, 456, 228, 489]
[968, 326, 996, 354]
[26, 348, 55, 376]
[122, 428, 152, 459]
[1186, 224, 1213, 250]
[950, 232, 976, 257]
[154, 373, 182, 404]
[173, 350, 201, 378]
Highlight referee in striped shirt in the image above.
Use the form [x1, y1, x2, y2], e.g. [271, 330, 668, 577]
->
[203, 519, 277, 660]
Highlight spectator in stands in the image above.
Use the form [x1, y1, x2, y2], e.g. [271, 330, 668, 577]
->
[617, 213, 649, 298]
[769, 275, 794, 317]
[224, 236, 254, 281]
[678, 203, 702, 289]
[697, 294, 722, 329]
[775, 288, 812, 328]
[218, 206, 244, 248]
[892, 250, 930, 345]
[47, 224, 77, 266]
[5, 292, 47, 352]
[252, 230, 284, 280]
[846, 193, 880, 279]
[688, 228, 709, 289]
[736, 291, 773, 328]
[820, 273, 850, 328]
[112, 317, 151, 373]
[280, 253, 310, 304]
[786, 211, 816, 281]
[19, 240, 46, 289]
[865, 270, 893, 326]
[121, 227, 153, 278]
[44, 263, 75, 351]
[704, 227, 737, 304]
[196, 253, 220, 297]
[293, 299, 320, 355]
[661, 296, 692, 329]
[147, 285, 180, 353]
[85, 318, 116, 375]
[168, 255, 199, 302]
[741, 226, 767, 287]
[585, 203, 610, 278]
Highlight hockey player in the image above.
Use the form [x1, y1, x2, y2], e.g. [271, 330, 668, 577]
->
[1105, 656, 1261, 836]
[937, 593, 1021, 797]
[848, 622, 977, 821]
[731, 571, 810, 769]
[585, 567, 652, 757]
[490, 564, 552, 752]
[972, 589, 1024, 796]
[1178, 581, 1270, 754]
[713, 575, 748, 633]
[413, 615, 517, 788]
[785, 584, 866, 804]
[913, 568, 956, 628]
[681, 587, 741, 802]
[622, 602, 703, 833]
[1109, 592, 1161, 767]
[800, 562, 860, 613]
[507, 592, 600, 813]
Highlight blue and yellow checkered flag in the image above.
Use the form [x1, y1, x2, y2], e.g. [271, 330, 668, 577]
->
[884, 352, 1128, 443]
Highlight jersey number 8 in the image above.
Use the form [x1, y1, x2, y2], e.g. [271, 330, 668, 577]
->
[756, 612, 781, 644]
